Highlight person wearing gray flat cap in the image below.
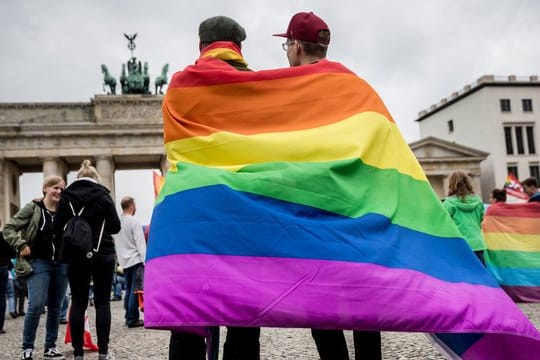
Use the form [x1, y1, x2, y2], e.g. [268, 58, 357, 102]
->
[167, 15, 260, 360]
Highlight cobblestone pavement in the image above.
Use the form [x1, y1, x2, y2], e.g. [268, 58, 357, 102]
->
[1, 301, 539, 359]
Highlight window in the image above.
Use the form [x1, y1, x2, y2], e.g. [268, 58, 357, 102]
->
[500, 99, 511, 112]
[504, 125, 536, 155]
[530, 164, 540, 181]
[515, 126, 525, 154]
[504, 126, 513, 154]
[447, 119, 454, 133]
[522, 99, 533, 112]
[526, 126, 536, 154]
[507, 165, 518, 179]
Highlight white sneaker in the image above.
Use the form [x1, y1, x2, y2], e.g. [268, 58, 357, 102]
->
[21, 349, 33, 360]
[43, 347, 65, 359]
[98, 353, 115, 360]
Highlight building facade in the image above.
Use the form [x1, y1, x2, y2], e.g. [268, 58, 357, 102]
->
[416, 75, 540, 201]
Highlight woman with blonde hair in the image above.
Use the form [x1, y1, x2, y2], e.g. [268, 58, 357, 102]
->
[53, 160, 120, 360]
[443, 171, 486, 264]
[4, 175, 68, 360]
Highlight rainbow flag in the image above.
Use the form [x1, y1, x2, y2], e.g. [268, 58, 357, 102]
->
[483, 202, 540, 302]
[504, 173, 529, 202]
[146, 42, 540, 359]
[152, 170, 165, 198]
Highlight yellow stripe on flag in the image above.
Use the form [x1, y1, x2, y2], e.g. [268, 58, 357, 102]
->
[165, 112, 426, 181]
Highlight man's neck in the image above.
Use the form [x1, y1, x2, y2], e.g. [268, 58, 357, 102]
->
[299, 56, 324, 66]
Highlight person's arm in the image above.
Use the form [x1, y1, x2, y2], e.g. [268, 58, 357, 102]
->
[104, 196, 121, 235]
[52, 198, 70, 242]
[131, 218, 147, 264]
[478, 199, 485, 223]
[3, 202, 35, 254]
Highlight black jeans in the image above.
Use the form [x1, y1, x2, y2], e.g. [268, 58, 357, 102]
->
[169, 327, 261, 360]
[68, 252, 115, 356]
[311, 329, 382, 360]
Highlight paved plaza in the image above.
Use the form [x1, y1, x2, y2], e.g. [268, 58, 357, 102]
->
[1, 301, 539, 359]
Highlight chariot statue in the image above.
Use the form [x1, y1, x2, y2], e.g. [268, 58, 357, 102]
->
[100, 33, 168, 95]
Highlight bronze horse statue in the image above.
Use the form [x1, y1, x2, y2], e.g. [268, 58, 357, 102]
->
[101, 64, 117, 95]
[154, 64, 169, 95]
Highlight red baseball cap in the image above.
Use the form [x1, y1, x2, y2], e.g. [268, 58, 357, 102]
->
[273, 12, 330, 45]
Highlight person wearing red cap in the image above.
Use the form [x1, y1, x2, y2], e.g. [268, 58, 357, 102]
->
[274, 11, 382, 360]
[273, 11, 331, 67]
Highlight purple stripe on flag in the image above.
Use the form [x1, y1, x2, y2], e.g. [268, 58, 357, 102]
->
[461, 332, 540, 360]
[144, 254, 538, 338]
[501, 285, 540, 303]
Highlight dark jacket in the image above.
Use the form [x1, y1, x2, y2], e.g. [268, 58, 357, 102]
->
[529, 191, 540, 203]
[53, 178, 121, 257]
[0, 231, 14, 268]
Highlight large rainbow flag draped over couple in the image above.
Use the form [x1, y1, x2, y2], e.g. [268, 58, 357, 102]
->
[145, 42, 540, 359]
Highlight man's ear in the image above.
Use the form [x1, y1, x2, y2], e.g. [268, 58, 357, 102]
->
[295, 42, 302, 55]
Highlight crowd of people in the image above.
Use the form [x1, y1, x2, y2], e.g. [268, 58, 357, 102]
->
[1, 161, 147, 360]
[442, 172, 540, 269]
[2, 10, 540, 360]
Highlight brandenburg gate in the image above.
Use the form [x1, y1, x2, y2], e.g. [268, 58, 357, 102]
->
[0, 33, 171, 223]
[0, 95, 166, 222]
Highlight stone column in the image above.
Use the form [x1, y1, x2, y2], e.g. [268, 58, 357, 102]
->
[0, 159, 21, 222]
[0, 159, 6, 224]
[442, 174, 450, 198]
[470, 174, 483, 198]
[42, 157, 68, 181]
[95, 155, 115, 197]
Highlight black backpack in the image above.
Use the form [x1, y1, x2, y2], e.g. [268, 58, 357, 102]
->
[60, 202, 105, 263]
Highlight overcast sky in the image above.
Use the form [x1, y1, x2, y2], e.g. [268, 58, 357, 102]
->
[2, 0, 539, 224]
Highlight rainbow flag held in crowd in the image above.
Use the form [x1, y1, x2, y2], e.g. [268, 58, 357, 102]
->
[152, 170, 165, 198]
[483, 202, 540, 302]
[504, 173, 529, 203]
[145, 42, 540, 359]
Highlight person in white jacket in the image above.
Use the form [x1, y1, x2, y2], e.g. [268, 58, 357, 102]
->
[113, 196, 146, 328]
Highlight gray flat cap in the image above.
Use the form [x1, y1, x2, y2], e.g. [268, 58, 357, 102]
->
[198, 16, 246, 46]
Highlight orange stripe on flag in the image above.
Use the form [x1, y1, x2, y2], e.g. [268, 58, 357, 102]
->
[163, 73, 393, 143]
[483, 216, 540, 235]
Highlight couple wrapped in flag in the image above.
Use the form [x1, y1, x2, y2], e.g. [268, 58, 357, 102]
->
[145, 25, 540, 360]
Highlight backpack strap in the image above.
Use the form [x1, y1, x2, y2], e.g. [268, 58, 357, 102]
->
[93, 219, 106, 253]
[68, 201, 85, 216]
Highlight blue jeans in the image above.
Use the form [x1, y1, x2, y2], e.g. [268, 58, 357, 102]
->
[6, 276, 16, 313]
[113, 273, 126, 298]
[23, 259, 68, 350]
[60, 284, 70, 320]
[123, 263, 142, 325]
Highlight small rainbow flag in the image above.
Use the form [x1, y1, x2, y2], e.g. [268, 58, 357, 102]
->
[504, 173, 529, 202]
[152, 170, 165, 198]
[483, 202, 540, 302]
[146, 42, 540, 359]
